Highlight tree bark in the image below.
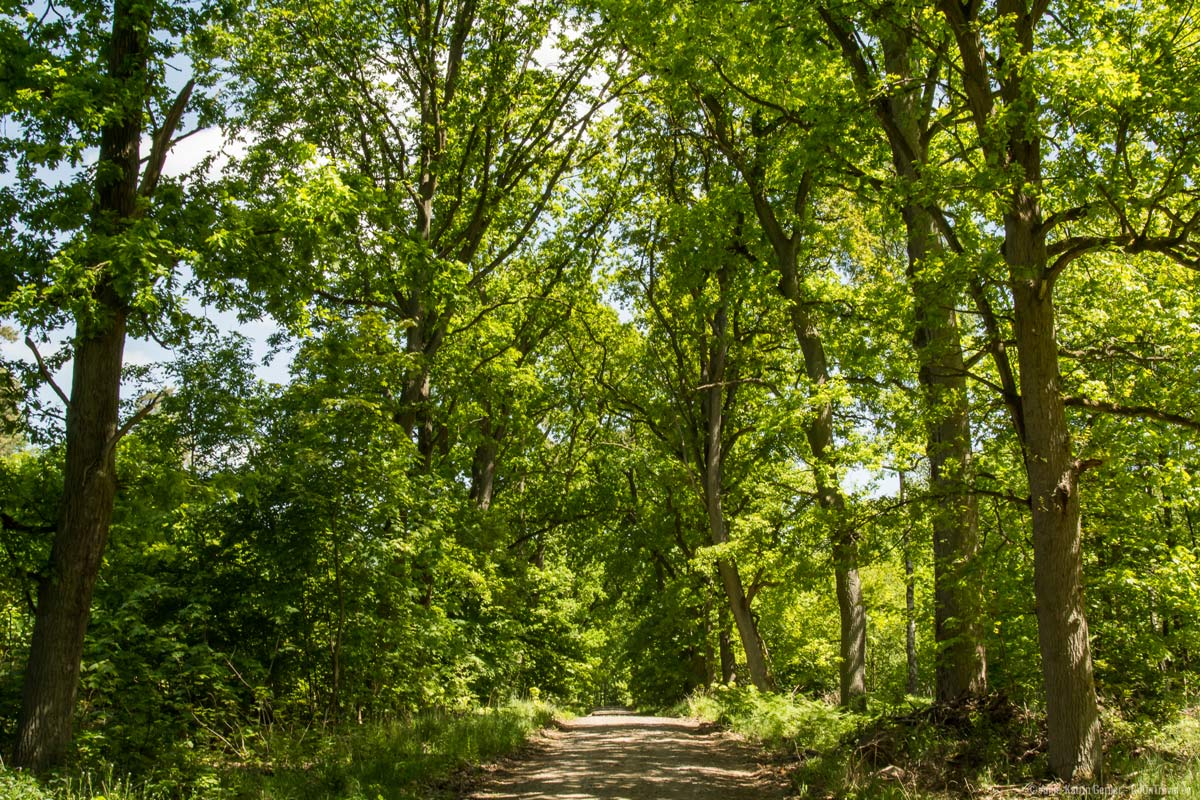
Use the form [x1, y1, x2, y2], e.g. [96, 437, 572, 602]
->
[701, 264, 773, 691]
[469, 414, 505, 510]
[904, 475, 919, 695]
[832, 535, 866, 707]
[823, 5, 987, 703]
[906, 550, 918, 695]
[718, 601, 736, 684]
[907, 206, 986, 703]
[13, 315, 127, 770]
[329, 523, 345, 722]
[898, 180, 985, 704]
[12, 0, 147, 770]
[1010, 251, 1102, 783]
[939, 0, 1103, 780]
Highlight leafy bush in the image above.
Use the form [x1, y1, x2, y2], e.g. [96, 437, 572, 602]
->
[0, 770, 51, 800]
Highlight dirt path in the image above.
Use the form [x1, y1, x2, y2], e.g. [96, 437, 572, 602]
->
[470, 709, 790, 800]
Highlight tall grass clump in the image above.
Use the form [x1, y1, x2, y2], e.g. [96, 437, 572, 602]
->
[1120, 709, 1200, 799]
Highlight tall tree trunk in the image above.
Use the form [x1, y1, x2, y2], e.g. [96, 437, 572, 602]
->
[1002, 22, 1102, 788]
[697, 97, 864, 705]
[938, 0, 1103, 779]
[399, 0, 447, 470]
[906, 553, 918, 695]
[822, 6, 987, 702]
[883, 26, 985, 702]
[703, 593, 716, 687]
[12, 0, 147, 769]
[329, 525, 345, 722]
[906, 207, 986, 702]
[718, 601, 736, 684]
[13, 315, 127, 770]
[702, 265, 773, 691]
[832, 535, 866, 707]
[791, 303, 866, 709]
[1010, 255, 1102, 783]
[904, 473, 919, 695]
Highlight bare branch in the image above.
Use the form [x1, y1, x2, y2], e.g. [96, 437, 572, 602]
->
[139, 79, 195, 200]
[102, 390, 167, 463]
[25, 337, 70, 409]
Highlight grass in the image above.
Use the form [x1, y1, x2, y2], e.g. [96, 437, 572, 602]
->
[1116, 710, 1200, 799]
[0, 699, 560, 800]
[682, 687, 1200, 799]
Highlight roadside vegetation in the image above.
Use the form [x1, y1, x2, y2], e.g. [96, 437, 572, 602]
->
[0, 699, 558, 800]
[684, 687, 1200, 799]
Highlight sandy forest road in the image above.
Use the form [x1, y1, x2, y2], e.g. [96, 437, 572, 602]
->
[470, 710, 791, 800]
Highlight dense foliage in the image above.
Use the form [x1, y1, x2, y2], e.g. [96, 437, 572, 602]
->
[2, 0, 1200, 795]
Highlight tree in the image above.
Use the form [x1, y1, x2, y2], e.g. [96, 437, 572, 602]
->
[601, 109, 784, 689]
[819, 0, 987, 703]
[695, 88, 869, 708]
[211, 0, 619, 473]
[0, 0, 211, 769]
[599, 0, 873, 707]
[934, 0, 1200, 781]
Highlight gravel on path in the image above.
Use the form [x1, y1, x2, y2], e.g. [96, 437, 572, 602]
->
[470, 709, 790, 800]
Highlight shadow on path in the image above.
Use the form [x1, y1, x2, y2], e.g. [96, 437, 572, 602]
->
[471, 712, 789, 800]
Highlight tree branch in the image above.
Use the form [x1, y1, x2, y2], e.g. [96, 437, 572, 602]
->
[102, 390, 167, 463]
[1, 513, 55, 535]
[138, 79, 195, 201]
[1064, 396, 1200, 432]
[25, 337, 70, 408]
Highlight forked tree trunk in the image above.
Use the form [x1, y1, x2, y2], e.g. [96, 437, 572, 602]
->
[713, 559, 772, 690]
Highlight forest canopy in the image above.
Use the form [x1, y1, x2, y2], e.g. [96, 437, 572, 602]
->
[1, 0, 1199, 794]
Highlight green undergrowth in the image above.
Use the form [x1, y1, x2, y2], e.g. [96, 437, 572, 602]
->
[0, 699, 560, 800]
[681, 683, 858, 752]
[682, 687, 1200, 799]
